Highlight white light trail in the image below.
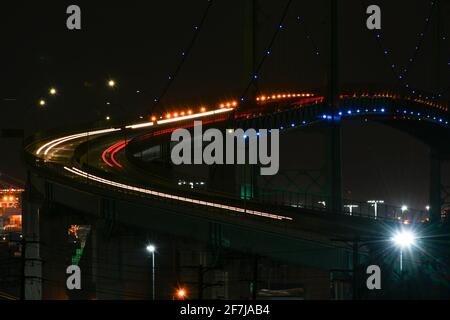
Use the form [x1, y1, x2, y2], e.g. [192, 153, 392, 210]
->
[125, 122, 154, 129]
[36, 128, 121, 156]
[64, 166, 293, 221]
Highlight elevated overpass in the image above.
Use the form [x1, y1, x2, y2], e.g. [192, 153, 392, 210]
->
[22, 91, 449, 299]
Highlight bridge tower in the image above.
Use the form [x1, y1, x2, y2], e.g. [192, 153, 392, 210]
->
[327, 0, 343, 214]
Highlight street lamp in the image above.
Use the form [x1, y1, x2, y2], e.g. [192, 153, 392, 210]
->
[146, 244, 156, 300]
[391, 230, 416, 272]
[175, 288, 187, 300]
[49, 87, 57, 96]
[108, 79, 116, 88]
[368, 200, 384, 219]
[38, 99, 46, 107]
[344, 204, 359, 216]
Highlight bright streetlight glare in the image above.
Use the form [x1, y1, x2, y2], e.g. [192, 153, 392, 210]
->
[401, 205, 408, 212]
[108, 80, 116, 88]
[146, 244, 156, 253]
[176, 288, 187, 299]
[392, 230, 416, 248]
[49, 88, 57, 95]
[39, 99, 46, 106]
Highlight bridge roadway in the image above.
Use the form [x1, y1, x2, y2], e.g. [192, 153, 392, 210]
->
[24, 91, 449, 271]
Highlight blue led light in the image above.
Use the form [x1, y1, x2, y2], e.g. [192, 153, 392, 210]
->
[338, 112, 343, 116]
[322, 115, 327, 119]
[381, 109, 385, 112]
[357, 109, 361, 113]
[347, 110, 352, 115]
[291, 124, 295, 127]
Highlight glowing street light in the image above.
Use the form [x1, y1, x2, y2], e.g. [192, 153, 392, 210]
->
[175, 288, 187, 300]
[106, 116, 111, 121]
[38, 99, 46, 107]
[391, 230, 416, 272]
[108, 79, 116, 88]
[49, 87, 57, 96]
[401, 205, 408, 213]
[146, 244, 156, 300]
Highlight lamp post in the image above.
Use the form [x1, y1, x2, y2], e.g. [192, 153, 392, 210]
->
[344, 204, 359, 216]
[368, 200, 384, 219]
[146, 244, 156, 300]
[391, 230, 416, 272]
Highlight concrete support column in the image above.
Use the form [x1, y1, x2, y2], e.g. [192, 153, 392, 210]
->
[22, 198, 43, 300]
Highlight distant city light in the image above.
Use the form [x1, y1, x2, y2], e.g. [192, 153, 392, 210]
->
[49, 88, 57, 96]
[108, 80, 116, 88]
[39, 99, 46, 106]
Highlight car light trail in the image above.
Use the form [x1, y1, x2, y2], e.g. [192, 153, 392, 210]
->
[102, 140, 128, 168]
[110, 141, 127, 168]
[64, 166, 293, 221]
[36, 128, 121, 156]
[125, 122, 155, 129]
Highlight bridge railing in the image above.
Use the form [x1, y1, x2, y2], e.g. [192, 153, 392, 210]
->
[252, 187, 429, 223]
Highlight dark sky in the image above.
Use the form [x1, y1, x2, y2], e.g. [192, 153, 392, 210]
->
[1, 0, 449, 209]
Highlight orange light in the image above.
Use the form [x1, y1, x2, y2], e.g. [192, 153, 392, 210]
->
[151, 117, 156, 121]
[201, 107, 206, 112]
[166, 114, 172, 119]
[174, 113, 178, 117]
[2, 196, 7, 201]
[188, 110, 193, 115]
[176, 288, 187, 299]
[232, 101, 237, 107]
[220, 104, 225, 108]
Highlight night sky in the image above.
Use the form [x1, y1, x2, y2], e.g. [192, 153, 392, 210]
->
[1, 0, 449, 209]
